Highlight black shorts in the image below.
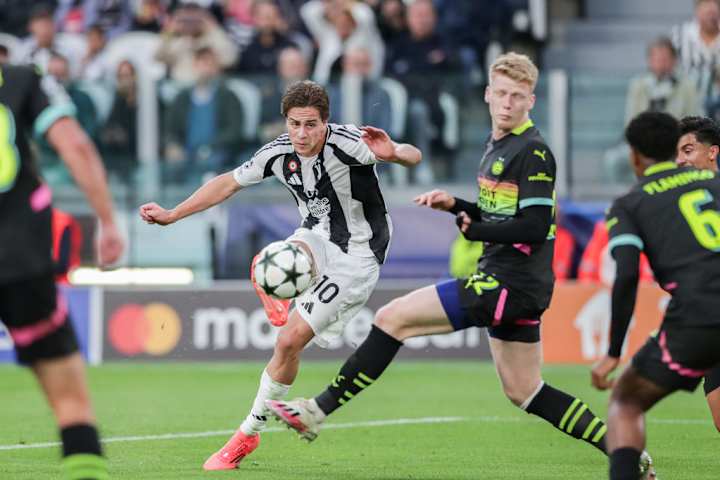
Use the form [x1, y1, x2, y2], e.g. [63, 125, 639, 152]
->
[435, 273, 543, 343]
[0, 273, 79, 365]
[632, 325, 720, 392]
[704, 366, 720, 396]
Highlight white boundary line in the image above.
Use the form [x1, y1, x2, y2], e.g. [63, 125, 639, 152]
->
[0, 415, 710, 452]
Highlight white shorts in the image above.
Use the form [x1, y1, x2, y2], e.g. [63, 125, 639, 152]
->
[287, 229, 380, 348]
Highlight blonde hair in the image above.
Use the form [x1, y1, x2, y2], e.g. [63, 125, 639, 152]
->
[489, 52, 539, 90]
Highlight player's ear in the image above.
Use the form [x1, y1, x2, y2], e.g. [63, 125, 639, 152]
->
[710, 144, 719, 163]
[628, 147, 643, 178]
[484, 85, 490, 103]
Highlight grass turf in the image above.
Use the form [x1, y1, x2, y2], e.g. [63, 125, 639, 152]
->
[0, 361, 716, 479]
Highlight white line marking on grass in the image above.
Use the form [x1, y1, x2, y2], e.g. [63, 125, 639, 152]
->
[0, 414, 710, 452]
[0, 416, 467, 451]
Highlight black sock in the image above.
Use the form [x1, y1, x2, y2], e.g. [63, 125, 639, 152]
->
[60, 424, 107, 479]
[315, 325, 402, 415]
[525, 383, 607, 454]
[610, 447, 641, 480]
[60, 424, 102, 457]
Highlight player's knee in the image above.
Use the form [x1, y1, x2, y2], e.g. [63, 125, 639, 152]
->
[274, 331, 304, 358]
[374, 299, 411, 339]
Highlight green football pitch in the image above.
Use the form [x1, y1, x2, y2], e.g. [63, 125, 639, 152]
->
[1, 361, 716, 479]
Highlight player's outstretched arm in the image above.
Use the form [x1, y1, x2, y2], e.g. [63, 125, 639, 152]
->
[456, 205, 552, 244]
[140, 171, 242, 226]
[46, 117, 124, 266]
[361, 126, 421, 167]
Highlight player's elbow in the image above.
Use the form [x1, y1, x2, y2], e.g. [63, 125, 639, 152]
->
[47, 117, 95, 162]
[523, 221, 550, 244]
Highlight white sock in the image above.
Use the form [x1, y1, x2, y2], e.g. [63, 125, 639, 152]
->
[308, 398, 327, 422]
[240, 369, 290, 436]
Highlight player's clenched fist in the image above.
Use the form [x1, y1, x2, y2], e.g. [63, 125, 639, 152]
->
[139, 202, 176, 226]
[413, 189, 456, 211]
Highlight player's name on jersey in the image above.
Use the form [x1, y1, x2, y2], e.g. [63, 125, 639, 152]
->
[643, 169, 715, 195]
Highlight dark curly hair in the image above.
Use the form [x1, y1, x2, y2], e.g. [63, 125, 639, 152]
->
[679, 116, 720, 147]
[625, 111, 680, 163]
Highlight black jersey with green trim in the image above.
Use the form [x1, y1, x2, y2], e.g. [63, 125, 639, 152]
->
[606, 161, 720, 326]
[0, 65, 76, 283]
[474, 120, 557, 310]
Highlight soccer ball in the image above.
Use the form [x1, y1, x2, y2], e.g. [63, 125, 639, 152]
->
[253, 241, 313, 299]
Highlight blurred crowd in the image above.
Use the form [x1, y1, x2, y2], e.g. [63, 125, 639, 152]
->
[0, 0, 539, 187]
[607, 0, 720, 181]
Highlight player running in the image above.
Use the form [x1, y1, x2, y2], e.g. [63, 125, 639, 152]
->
[592, 111, 720, 479]
[139, 80, 421, 470]
[674, 115, 720, 433]
[0, 64, 124, 479]
[268, 53, 655, 478]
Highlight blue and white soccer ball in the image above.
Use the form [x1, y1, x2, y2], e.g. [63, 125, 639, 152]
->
[253, 241, 313, 299]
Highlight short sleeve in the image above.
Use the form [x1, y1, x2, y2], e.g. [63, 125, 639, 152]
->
[232, 137, 291, 187]
[30, 71, 77, 137]
[606, 199, 644, 253]
[517, 142, 556, 210]
[330, 124, 377, 166]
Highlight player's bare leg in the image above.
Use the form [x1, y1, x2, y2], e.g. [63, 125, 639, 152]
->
[705, 387, 720, 433]
[490, 337, 611, 452]
[268, 285, 453, 440]
[33, 353, 107, 479]
[607, 366, 667, 480]
[203, 310, 315, 470]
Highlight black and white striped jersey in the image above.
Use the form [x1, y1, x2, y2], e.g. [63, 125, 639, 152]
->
[671, 20, 720, 99]
[232, 123, 392, 264]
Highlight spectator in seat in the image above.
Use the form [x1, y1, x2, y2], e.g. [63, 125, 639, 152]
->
[233, 0, 297, 76]
[163, 47, 244, 184]
[98, 60, 139, 181]
[78, 24, 111, 82]
[18, 5, 84, 75]
[386, 0, 456, 183]
[606, 37, 701, 182]
[0, 0, 40, 37]
[82, 0, 134, 40]
[258, 46, 309, 143]
[626, 37, 701, 125]
[47, 53, 98, 139]
[301, 0, 384, 85]
[672, 0, 720, 105]
[328, 47, 391, 132]
[38, 53, 99, 184]
[131, 0, 168, 33]
[155, 2, 237, 83]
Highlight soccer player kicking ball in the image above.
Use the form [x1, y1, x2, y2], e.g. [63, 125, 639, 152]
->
[269, 53, 654, 478]
[591, 111, 720, 479]
[139, 80, 421, 470]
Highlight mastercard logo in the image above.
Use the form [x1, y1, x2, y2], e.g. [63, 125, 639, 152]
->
[108, 303, 182, 356]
